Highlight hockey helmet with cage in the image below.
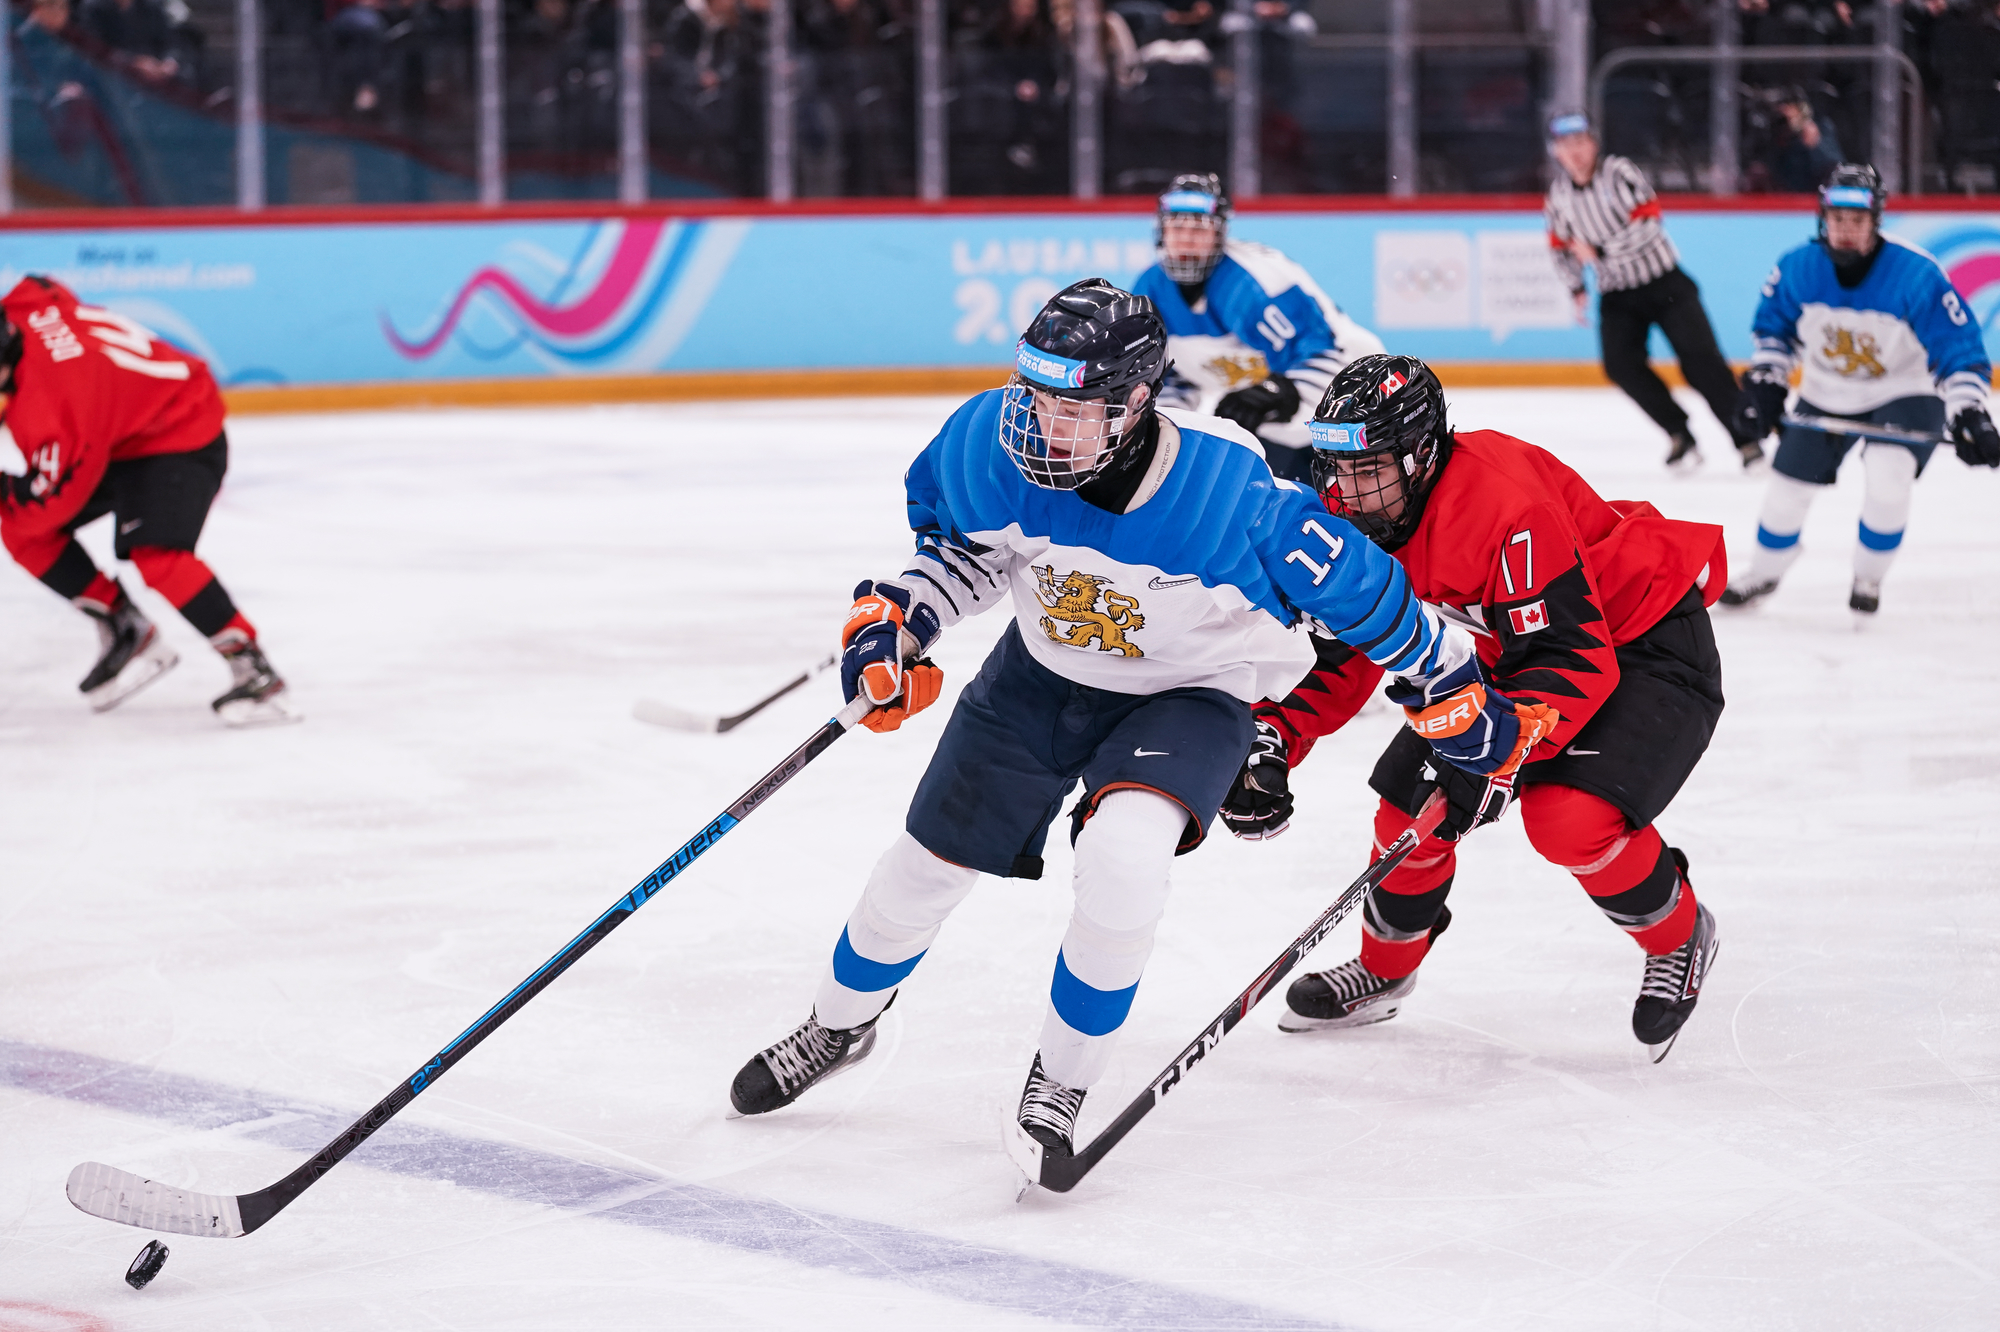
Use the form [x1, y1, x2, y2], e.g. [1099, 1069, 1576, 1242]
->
[1156, 173, 1232, 285]
[1308, 354, 1451, 550]
[1000, 278, 1168, 491]
[1818, 163, 1884, 243]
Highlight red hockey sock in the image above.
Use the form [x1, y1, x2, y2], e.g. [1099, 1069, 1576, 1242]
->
[1359, 799, 1456, 979]
[1522, 784, 1695, 954]
[130, 547, 248, 641]
[209, 611, 257, 652]
[75, 573, 121, 615]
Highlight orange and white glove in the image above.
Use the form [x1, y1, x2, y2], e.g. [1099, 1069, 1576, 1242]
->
[840, 584, 944, 734]
[1402, 681, 1561, 779]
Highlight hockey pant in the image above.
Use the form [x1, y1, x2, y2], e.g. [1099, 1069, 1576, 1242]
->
[9, 436, 256, 644]
[1358, 784, 1699, 980]
[815, 787, 1188, 1090]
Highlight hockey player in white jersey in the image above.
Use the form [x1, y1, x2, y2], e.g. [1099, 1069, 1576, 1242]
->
[1723, 164, 1998, 615]
[1132, 173, 1384, 485]
[725, 280, 1498, 1166]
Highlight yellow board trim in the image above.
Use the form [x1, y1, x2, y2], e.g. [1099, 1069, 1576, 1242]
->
[220, 361, 1735, 415]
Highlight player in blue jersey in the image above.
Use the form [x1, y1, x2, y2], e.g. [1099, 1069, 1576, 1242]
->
[725, 280, 1510, 1169]
[1723, 164, 1998, 615]
[1132, 173, 1384, 485]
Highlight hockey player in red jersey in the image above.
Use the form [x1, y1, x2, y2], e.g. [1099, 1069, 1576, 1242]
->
[1219, 354, 1726, 1057]
[0, 275, 294, 723]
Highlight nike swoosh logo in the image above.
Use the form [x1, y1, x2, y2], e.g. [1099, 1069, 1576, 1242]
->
[119, 520, 142, 533]
[1147, 575, 1199, 589]
[1566, 747, 1599, 756]
[1134, 748, 1171, 757]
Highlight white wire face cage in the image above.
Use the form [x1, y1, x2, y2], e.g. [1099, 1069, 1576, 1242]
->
[999, 375, 1142, 491]
[1157, 207, 1226, 284]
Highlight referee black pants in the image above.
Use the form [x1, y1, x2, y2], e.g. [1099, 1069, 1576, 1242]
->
[1598, 268, 1744, 442]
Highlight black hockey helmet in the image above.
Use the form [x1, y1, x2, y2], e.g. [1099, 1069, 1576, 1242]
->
[1000, 278, 1168, 491]
[1818, 162, 1884, 242]
[1308, 354, 1451, 550]
[1156, 173, 1231, 285]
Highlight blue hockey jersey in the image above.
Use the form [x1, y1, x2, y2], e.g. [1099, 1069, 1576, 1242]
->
[1751, 235, 1991, 417]
[1133, 241, 1383, 443]
[874, 393, 1472, 704]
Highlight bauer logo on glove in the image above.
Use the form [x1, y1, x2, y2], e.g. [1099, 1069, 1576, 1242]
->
[1403, 682, 1560, 779]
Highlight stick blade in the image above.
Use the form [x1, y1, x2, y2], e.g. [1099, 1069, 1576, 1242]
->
[66, 1161, 247, 1238]
[632, 698, 721, 733]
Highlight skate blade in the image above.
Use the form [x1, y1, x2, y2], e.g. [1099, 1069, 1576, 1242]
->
[1649, 1032, 1680, 1065]
[215, 692, 302, 728]
[1276, 1002, 1401, 1034]
[1002, 1120, 1043, 1201]
[86, 640, 180, 713]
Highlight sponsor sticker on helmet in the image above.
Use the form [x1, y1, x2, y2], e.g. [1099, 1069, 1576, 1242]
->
[1547, 112, 1590, 139]
[1015, 342, 1089, 389]
[1159, 191, 1220, 215]
[1380, 370, 1407, 394]
[1822, 185, 1874, 210]
[1308, 420, 1370, 452]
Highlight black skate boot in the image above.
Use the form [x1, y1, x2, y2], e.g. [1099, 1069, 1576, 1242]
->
[211, 634, 298, 726]
[728, 998, 891, 1116]
[1014, 1053, 1087, 1159]
[1633, 862, 1719, 1063]
[1664, 430, 1702, 469]
[79, 586, 179, 712]
[1849, 578, 1880, 615]
[1719, 578, 1779, 609]
[1736, 439, 1767, 469]
[1280, 907, 1450, 1033]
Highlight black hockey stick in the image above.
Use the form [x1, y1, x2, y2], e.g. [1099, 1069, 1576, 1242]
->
[1782, 411, 1945, 447]
[66, 695, 874, 1239]
[1007, 793, 1448, 1195]
[634, 654, 838, 734]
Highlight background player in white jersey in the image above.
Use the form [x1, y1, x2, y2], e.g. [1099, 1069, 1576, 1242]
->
[1723, 164, 1998, 615]
[726, 280, 1486, 1166]
[1132, 173, 1384, 485]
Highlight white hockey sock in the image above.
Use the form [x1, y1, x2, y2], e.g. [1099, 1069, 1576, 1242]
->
[813, 832, 978, 1031]
[1038, 788, 1186, 1090]
[1853, 444, 1917, 586]
[1744, 472, 1820, 586]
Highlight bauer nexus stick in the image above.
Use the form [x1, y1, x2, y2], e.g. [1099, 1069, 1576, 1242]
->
[1782, 412, 1945, 448]
[634, 654, 838, 734]
[66, 694, 875, 1240]
[1007, 793, 1448, 1196]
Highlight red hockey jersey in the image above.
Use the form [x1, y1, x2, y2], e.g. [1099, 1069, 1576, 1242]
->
[1, 275, 226, 559]
[1267, 429, 1726, 764]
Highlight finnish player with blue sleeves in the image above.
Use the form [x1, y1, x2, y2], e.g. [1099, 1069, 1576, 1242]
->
[726, 279, 1490, 1173]
[1724, 164, 1998, 616]
[1132, 173, 1384, 485]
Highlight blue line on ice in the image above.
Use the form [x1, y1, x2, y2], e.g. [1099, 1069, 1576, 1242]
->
[2, 1038, 1357, 1331]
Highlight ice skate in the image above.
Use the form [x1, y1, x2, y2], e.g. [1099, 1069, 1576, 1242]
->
[1004, 1052, 1088, 1197]
[211, 636, 299, 727]
[1664, 430, 1702, 470]
[1849, 578, 1881, 616]
[1718, 578, 1779, 609]
[79, 590, 179, 713]
[1633, 893, 1719, 1063]
[1280, 906, 1448, 1032]
[1736, 439, 1767, 470]
[727, 1001, 888, 1117]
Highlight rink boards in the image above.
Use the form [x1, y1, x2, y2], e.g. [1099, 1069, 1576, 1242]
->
[0, 201, 1996, 398]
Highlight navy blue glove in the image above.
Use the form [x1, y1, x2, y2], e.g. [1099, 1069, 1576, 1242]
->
[840, 582, 943, 734]
[1384, 657, 1561, 779]
[1951, 406, 2000, 469]
[1731, 371, 1788, 443]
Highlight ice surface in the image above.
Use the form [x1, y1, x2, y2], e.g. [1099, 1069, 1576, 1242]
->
[1, 390, 1995, 1330]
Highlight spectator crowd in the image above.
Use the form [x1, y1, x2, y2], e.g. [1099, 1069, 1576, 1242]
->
[6, 0, 2000, 199]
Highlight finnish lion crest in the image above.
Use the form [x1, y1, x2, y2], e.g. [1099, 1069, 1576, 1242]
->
[1820, 327, 1887, 378]
[1032, 566, 1146, 657]
[1203, 352, 1272, 391]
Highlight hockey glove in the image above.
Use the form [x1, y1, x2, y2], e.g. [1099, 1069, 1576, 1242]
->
[1950, 405, 2000, 469]
[1412, 755, 1517, 843]
[1213, 374, 1302, 435]
[1730, 370, 1788, 444]
[840, 584, 943, 734]
[1220, 716, 1294, 840]
[1391, 677, 1561, 780]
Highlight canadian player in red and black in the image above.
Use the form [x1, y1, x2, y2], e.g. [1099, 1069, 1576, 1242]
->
[0, 275, 295, 724]
[1221, 354, 1726, 1058]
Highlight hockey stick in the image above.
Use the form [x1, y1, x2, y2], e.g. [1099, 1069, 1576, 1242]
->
[1782, 411, 1945, 448]
[1007, 792, 1448, 1195]
[66, 694, 876, 1239]
[634, 654, 838, 734]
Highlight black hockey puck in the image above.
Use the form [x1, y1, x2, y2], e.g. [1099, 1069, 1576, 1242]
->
[125, 1239, 169, 1289]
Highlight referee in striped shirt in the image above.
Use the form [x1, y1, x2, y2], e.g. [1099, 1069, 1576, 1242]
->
[1545, 112, 1764, 469]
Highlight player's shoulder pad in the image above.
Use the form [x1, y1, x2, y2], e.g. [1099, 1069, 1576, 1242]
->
[1217, 240, 1312, 299]
[1129, 261, 1174, 299]
[1876, 234, 1954, 288]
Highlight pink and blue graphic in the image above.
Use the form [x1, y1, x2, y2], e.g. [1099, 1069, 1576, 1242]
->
[1927, 224, 2000, 357]
[382, 219, 748, 374]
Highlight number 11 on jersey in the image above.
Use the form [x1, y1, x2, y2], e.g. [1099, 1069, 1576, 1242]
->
[1284, 519, 1346, 586]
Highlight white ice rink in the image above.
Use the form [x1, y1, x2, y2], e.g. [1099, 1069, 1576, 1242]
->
[2, 388, 1996, 1331]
